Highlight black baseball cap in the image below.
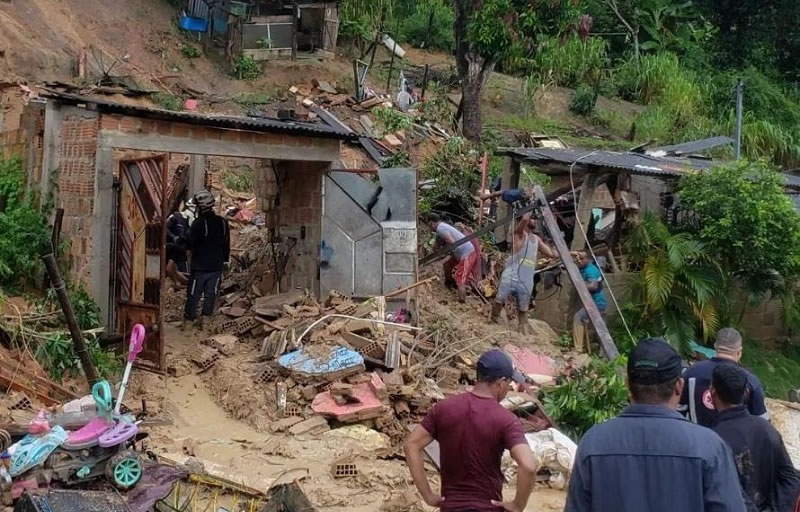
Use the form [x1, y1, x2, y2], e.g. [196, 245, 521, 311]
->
[627, 338, 683, 384]
[477, 349, 525, 383]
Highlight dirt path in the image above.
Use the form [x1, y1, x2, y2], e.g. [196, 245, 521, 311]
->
[130, 326, 566, 511]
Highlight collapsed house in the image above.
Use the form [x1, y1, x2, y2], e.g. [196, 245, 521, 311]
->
[494, 139, 797, 341]
[0, 88, 417, 372]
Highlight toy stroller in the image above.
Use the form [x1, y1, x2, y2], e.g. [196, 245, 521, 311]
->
[7, 324, 147, 490]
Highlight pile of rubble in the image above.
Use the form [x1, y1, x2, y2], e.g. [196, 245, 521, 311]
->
[182, 284, 560, 449]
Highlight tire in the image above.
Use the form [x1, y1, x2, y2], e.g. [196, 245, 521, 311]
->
[105, 450, 143, 490]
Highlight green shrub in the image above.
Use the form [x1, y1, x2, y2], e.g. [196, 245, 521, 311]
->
[373, 106, 412, 134]
[35, 333, 122, 382]
[222, 167, 254, 193]
[398, 0, 455, 51]
[543, 356, 628, 439]
[569, 85, 597, 116]
[152, 93, 184, 111]
[381, 150, 410, 168]
[232, 55, 261, 80]
[181, 44, 200, 58]
[533, 35, 608, 88]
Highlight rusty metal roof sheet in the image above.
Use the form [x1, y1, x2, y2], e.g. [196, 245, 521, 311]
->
[648, 136, 733, 156]
[41, 90, 359, 141]
[495, 147, 715, 178]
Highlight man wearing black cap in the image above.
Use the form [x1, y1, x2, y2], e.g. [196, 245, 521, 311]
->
[404, 349, 537, 512]
[710, 363, 800, 512]
[565, 338, 746, 512]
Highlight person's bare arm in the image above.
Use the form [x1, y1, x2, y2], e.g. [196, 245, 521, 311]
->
[535, 235, 556, 259]
[403, 426, 443, 508]
[491, 443, 537, 512]
[480, 190, 505, 201]
[515, 213, 531, 237]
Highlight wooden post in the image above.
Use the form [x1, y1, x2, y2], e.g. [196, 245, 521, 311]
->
[570, 173, 599, 252]
[495, 157, 520, 246]
[478, 152, 488, 226]
[534, 186, 619, 359]
[42, 254, 101, 385]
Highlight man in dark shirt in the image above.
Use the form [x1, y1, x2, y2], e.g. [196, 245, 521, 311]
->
[710, 363, 800, 512]
[680, 327, 768, 426]
[183, 190, 230, 330]
[566, 337, 746, 512]
[404, 349, 536, 512]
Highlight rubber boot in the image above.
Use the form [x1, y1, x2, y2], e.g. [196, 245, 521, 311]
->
[195, 317, 205, 331]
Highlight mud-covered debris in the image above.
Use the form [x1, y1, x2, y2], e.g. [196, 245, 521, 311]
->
[270, 416, 304, 433]
[288, 416, 330, 436]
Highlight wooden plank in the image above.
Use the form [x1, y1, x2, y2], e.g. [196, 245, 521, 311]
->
[570, 173, 599, 251]
[533, 185, 618, 359]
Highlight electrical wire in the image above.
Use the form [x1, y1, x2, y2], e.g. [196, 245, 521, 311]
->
[567, 152, 637, 346]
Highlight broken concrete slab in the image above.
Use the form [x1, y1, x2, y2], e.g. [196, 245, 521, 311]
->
[288, 416, 330, 436]
[383, 133, 403, 147]
[504, 344, 557, 379]
[278, 346, 365, 382]
[254, 290, 305, 311]
[312, 382, 386, 422]
[201, 334, 238, 356]
[316, 80, 338, 95]
[270, 416, 304, 433]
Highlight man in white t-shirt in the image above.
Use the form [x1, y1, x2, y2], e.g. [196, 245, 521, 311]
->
[429, 214, 477, 303]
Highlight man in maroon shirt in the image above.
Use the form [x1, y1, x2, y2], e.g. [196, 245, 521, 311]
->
[404, 350, 537, 511]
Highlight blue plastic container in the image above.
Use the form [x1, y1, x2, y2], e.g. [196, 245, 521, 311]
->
[179, 15, 208, 32]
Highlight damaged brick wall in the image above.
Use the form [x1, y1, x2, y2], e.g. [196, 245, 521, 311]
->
[58, 111, 100, 289]
[264, 160, 326, 294]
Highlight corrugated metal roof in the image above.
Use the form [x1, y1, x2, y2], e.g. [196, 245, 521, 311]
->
[648, 136, 733, 156]
[783, 173, 800, 191]
[495, 147, 714, 177]
[41, 90, 359, 141]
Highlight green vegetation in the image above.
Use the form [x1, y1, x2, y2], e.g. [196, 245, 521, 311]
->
[256, 37, 272, 49]
[373, 106, 412, 134]
[233, 91, 276, 107]
[0, 157, 51, 290]
[35, 333, 122, 382]
[741, 341, 800, 399]
[543, 356, 629, 439]
[232, 55, 261, 80]
[569, 85, 597, 116]
[222, 167, 255, 193]
[152, 92, 185, 111]
[381, 150, 410, 168]
[181, 44, 201, 58]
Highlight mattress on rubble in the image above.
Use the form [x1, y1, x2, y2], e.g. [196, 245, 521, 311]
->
[14, 490, 129, 512]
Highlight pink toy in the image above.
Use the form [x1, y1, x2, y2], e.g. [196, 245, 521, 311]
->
[114, 324, 145, 415]
[65, 417, 112, 446]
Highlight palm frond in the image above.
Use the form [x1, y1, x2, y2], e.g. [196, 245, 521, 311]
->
[644, 254, 675, 309]
[691, 302, 720, 341]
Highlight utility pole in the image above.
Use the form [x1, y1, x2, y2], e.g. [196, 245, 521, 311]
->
[735, 79, 744, 160]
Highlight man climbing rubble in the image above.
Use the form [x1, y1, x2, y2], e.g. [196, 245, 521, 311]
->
[183, 190, 230, 330]
[429, 214, 478, 303]
[491, 212, 555, 334]
[565, 338, 746, 512]
[404, 349, 537, 512]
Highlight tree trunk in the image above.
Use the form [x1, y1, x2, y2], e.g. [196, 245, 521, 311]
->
[453, 0, 495, 143]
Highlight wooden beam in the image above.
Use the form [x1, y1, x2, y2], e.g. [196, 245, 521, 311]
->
[534, 186, 619, 359]
[570, 173, 599, 251]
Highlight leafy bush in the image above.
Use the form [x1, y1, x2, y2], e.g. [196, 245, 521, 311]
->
[222, 167, 254, 193]
[569, 85, 597, 116]
[373, 106, 412, 134]
[35, 333, 121, 382]
[0, 157, 51, 289]
[181, 44, 200, 58]
[381, 150, 410, 168]
[420, 137, 483, 219]
[41, 286, 101, 330]
[152, 93, 184, 111]
[679, 161, 800, 296]
[232, 56, 261, 80]
[534, 35, 608, 89]
[625, 214, 723, 351]
[543, 356, 629, 439]
[398, 0, 455, 51]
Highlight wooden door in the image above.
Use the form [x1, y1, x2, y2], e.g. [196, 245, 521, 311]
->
[116, 155, 168, 372]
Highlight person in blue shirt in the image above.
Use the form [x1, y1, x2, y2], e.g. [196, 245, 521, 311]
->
[565, 338, 746, 512]
[571, 249, 608, 352]
[679, 327, 768, 427]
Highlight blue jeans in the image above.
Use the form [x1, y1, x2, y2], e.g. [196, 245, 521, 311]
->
[184, 271, 221, 320]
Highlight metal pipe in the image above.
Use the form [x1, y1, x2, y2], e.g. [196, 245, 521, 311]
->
[735, 79, 744, 160]
[42, 253, 100, 385]
[386, 33, 397, 94]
